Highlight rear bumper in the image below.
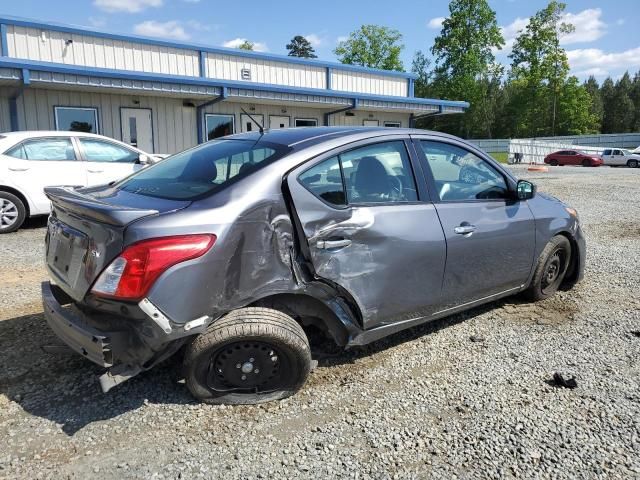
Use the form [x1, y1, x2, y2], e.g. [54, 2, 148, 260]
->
[42, 281, 115, 367]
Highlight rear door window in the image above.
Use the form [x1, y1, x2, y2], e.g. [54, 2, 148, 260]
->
[6, 138, 77, 161]
[116, 139, 288, 200]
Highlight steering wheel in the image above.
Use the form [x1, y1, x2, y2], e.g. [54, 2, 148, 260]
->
[389, 176, 403, 200]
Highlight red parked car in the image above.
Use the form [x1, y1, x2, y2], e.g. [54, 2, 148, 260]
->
[544, 150, 603, 167]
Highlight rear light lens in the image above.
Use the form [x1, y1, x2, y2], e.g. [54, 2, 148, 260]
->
[91, 234, 216, 301]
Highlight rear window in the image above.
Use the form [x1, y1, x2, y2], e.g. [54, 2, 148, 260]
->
[116, 139, 289, 200]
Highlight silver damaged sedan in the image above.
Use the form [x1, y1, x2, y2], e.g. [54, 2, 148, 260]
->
[42, 127, 586, 404]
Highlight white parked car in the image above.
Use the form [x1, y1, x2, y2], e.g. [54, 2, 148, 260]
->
[0, 131, 164, 233]
[600, 148, 640, 168]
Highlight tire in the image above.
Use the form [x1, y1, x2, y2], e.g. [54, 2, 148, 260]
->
[183, 307, 311, 405]
[549, 159, 559, 166]
[628, 159, 638, 168]
[524, 235, 572, 302]
[582, 159, 591, 167]
[0, 191, 26, 234]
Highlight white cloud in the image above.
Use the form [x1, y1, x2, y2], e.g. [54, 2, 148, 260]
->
[304, 34, 323, 47]
[133, 20, 190, 40]
[336, 35, 348, 44]
[567, 46, 640, 74]
[498, 8, 607, 55]
[94, 0, 162, 13]
[222, 38, 269, 52]
[560, 9, 606, 45]
[183, 0, 200, 2]
[427, 17, 445, 30]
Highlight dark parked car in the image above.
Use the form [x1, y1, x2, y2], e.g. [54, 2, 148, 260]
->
[544, 150, 603, 167]
[42, 127, 586, 404]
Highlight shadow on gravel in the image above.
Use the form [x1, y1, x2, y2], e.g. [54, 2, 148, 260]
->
[0, 312, 193, 436]
[18, 216, 48, 230]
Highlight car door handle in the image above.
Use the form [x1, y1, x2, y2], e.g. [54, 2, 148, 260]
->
[87, 169, 104, 173]
[454, 225, 477, 235]
[316, 239, 352, 249]
[8, 166, 29, 171]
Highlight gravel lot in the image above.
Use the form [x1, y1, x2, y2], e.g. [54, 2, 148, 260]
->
[1, 166, 639, 479]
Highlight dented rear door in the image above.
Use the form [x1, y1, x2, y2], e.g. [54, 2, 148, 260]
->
[286, 137, 446, 330]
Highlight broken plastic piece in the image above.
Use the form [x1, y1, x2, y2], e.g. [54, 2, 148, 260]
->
[552, 371, 578, 389]
[99, 364, 142, 393]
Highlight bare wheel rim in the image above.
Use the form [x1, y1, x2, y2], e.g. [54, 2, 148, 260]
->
[206, 340, 290, 394]
[0, 198, 19, 229]
[541, 247, 568, 295]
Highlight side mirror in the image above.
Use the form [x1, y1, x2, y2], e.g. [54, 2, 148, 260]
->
[516, 180, 536, 200]
[137, 154, 156, 165]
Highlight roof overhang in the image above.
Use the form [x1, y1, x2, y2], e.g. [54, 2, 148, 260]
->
[0, 60, 469, 115]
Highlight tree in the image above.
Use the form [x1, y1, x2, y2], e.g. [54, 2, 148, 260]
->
[411, 50, 433, 99]
[286, 36, 317, 58]
[612, 72, 635, 133]
[631, 72, 640, 131]
[556, 76, 599, 135]
[428, 0, 505, 138]
[600, 77, 616, 133]
[508, 1, 576, 136]
[583, 76, 603, 131]
[237, 40, 254, 51]
[334, 25, 404, 71]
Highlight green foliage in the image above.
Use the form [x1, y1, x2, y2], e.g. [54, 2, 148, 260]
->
[334, 25, 404, 71]
[237, 40, 254, 51]
[427, 0, 504, 138]
[411, 50, 433, 99]
[286, 36, 317, 58]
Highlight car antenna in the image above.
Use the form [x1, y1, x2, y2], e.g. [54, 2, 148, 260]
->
[240, 108, 265, 135]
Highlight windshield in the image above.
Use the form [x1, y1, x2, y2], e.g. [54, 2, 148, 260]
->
[116, 139, 289, 200]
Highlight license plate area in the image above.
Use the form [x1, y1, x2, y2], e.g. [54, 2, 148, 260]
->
[47, 218, 89, 286]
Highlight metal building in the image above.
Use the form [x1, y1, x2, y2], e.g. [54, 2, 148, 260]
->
[0, 16, 468, 154]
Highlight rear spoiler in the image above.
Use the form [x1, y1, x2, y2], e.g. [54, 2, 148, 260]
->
[45, 187, 159, 227]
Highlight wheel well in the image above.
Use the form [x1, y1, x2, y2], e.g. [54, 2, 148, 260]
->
[0, 186, 30, 217]
[250, 293, 350, 347]
[556, 231, 579, 288]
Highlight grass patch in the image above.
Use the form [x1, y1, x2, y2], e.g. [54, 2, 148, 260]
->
[488, 152, 508, 164]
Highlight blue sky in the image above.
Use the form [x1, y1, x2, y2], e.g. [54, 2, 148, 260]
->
[2, 0, 639, 80]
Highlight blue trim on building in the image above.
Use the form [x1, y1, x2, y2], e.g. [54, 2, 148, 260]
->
[408, 78, 415, 98]
[199, 51, 206, 78]
[196, 87, 228, 143]
[21, 68, 30, 85]
[0, 23, 8, 57]
[324, 98, 358, 126]
[326, 67, 332, 90]
[0, 15, 418, 80]
[0, 58, 469, 110]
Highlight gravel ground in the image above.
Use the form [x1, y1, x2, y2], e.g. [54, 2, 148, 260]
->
[1, 166, 639, 479]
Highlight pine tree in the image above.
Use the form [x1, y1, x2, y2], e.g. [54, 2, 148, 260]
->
[286, 36, 318, 58]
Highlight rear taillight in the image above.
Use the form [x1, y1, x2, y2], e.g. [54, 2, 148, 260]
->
[91, 234, 216, 301]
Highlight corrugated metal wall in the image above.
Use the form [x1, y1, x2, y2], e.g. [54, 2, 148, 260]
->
[6, 87, 411, 153]
[6, 25, 200, 76]
[205, 53, 326, 89]
[331, 69, 407, 97]
[15, 88, 197, 154]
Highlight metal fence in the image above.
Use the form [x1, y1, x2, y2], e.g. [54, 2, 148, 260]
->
[471, 133, 640, 164]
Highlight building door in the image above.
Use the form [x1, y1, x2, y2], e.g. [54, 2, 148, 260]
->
[240, 114, 264, 133]
[269, 115, 290, 129]
[121, 108, 154, 153]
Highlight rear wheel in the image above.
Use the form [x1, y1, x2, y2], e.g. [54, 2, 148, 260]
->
[582, 159, 591, 167]
[183, 307, 311, 404]
[524, 235, 572, 301]
[0, 191, 26, 234]
[549, 159, 559, 166]
[628, 159, 638, 168]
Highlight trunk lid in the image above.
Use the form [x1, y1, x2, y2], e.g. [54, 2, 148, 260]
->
[45, 186, 190, 301]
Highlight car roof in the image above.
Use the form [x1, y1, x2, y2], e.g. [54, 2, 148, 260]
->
[223, 126, 459, 150]
[0, 130, 108, 140]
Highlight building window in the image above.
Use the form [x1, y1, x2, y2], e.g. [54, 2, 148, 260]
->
[363, 119, 379, 127]
[54, 107, 99, 133]
[384, 121, 401, 128]
[295, 118, 318, 127]
[205, 114, 235, 140]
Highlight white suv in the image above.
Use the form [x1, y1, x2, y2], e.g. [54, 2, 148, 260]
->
[0, 131, 164, 233]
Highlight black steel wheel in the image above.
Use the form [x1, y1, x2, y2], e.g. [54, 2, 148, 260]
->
[524, 235, 572, 301]
[183, 307, 311, 404]
[550, 159, 559, 166]
[628, 159, 638, 168]
[582, 159, 591, 167]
